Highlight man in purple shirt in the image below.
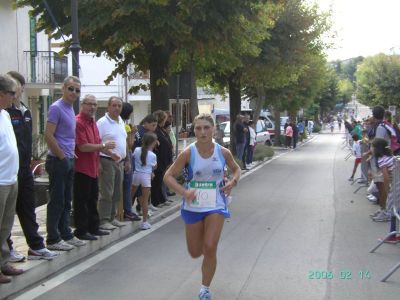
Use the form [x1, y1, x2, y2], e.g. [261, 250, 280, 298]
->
[44, 76, 86, 251]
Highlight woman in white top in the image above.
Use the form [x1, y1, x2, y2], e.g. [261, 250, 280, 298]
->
[164, 113, 240, 300]
[131, 132, 158, 230]
[246, 120, 256, 165]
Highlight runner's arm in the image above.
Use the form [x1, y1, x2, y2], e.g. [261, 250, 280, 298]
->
[221, 147, 241, 196]
[164, 149, 196, 201]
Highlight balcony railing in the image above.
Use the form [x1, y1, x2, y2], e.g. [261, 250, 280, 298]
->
[23, 51, 68, 84]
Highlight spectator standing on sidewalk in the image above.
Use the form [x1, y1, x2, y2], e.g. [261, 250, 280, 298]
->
[133, 114, 157, 216]
[0, 75, 24, 284]
[44, 76, 86, 251]
[242, 115, 251, 169]
[73, 95, 115, 240]
[6, 71, 57, 261]
[348, 134, 362, 181]
[151, 110, 173, 207]
[235, 115, 247, 168]
[97, 96, 130, 230]
[246, 120, 256, 166]
[297, 120, 305, 142]
[285, 122, 293, 148]
[292, 122, 299, 149]
[120, 102, 139, 221]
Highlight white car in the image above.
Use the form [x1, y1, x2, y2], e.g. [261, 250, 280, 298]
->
[219, 121, 272, 146]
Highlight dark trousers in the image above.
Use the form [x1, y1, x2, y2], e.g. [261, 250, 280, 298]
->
[73, 172, 100, 236]
[293, 134, 298, 149]
[242, 143, 250, 167]
[7, 167, 45, 250]
[285, 136, 292, 148]
[151, 169, 166, 206]
[45, 156, 74, 244]
[246, 145, 255, 165]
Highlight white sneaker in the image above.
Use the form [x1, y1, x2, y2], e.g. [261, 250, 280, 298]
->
[28, 248, 59, 261]
[373, 210, 391, 222]
[99, 222, 117, 230]
[367, 195, 377, 202]
[140, 222, 152, 230]
[47, 240, 74, 251]
[65, 237, 87, 247]
[9, 250, 26, 262]
[149, 204, 158, 211]
[147, 210, 153, 217]
[111, 219, 126, 227]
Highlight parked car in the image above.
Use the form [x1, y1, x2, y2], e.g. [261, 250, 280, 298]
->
[219, 121, 272, 147]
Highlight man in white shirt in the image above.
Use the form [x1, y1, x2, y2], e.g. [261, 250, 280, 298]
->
[0, 75, 23, 284]
[97, 96, 130, 230]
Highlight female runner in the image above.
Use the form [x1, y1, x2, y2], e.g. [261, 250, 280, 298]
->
[164, 113, 241, 300]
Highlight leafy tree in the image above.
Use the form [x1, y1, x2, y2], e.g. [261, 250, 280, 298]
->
[17, 0, 273, 112]
[356, 54, 400, 108]
[337, 78, 354, 104]
[314, 66, 339, 119]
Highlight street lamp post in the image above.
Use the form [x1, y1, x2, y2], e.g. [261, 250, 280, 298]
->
[70, 0, 81, 114]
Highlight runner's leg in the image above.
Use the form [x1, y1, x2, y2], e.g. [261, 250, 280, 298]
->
[185, 221, 204, 258]
[201, 213, 224, 287]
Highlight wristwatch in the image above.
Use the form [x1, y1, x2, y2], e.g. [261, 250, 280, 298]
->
[101, 143, 106, 149]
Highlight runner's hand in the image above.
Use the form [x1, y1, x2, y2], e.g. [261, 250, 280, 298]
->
[183, 189, 196, 203]
[221, 180, 236, 196]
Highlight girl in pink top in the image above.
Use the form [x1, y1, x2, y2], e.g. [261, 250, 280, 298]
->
[285, 123, 293, 148]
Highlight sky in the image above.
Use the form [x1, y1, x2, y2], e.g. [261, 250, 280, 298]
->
[311, 0, 400, 61]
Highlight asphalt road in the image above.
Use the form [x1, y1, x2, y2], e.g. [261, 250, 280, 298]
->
[14, 133, 400, 300]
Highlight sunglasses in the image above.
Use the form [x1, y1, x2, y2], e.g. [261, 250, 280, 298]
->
[67, 86, 81, 93]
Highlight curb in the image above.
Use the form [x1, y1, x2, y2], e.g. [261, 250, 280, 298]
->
[1, 201, 181, 299]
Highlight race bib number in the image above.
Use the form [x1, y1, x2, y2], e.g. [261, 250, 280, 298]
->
[189, 181, 217, 208]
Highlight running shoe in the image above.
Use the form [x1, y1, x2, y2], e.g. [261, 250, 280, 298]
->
[199, 289, 212, 300]
[99, 222, 117, 231]
[8, 250, 26, 262]
[378, 235, 400, 244]
[47, 240, 74, 251]
[149, 204, 158, 211]
[348, 177, 354, 181]
[28, 248, 59, 260]
[372, 211, 391, 222]
[140, 222, 152, 230]
[111, 219, 126, 227]
[367, 195, 377, 202]
[65, 237, 87, 247]
[370, 210, 381, 217]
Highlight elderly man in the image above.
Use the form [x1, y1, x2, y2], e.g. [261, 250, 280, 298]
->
[6, 71, 57, 261]
[0, 75, 23, 284]
[97, 96, 130, 230]
[44, 76, 86, 251]
[74, 95, 116, 240]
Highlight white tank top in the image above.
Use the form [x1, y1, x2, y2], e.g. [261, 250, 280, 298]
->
[182, 143, 229, 213]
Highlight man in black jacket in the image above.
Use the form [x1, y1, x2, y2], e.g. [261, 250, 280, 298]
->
[6, 71, 58, 261]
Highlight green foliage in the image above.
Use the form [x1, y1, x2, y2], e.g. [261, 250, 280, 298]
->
[331, 56, 364, 83]
[313, 123, 321, 133]
[32, 133, 47, 160]
[337, 78, 354, 104]
[254, 144, 275, 161]
[313, 66, 339, 118]
[356, 54, 400, 107]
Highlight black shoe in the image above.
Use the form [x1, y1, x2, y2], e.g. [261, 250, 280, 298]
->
[76, 233, 98, 241]
[90, 230, 110, 236]
[167, 191, 176, 196]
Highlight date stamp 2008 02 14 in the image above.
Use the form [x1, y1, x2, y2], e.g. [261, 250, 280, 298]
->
[308, 270, 371, 280]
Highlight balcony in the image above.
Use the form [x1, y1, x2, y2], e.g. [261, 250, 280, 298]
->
[23, 51, 68, 85]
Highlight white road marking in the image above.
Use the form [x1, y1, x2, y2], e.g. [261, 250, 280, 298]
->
[15, 137, 316, 300]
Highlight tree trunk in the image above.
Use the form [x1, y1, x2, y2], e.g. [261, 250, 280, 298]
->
[253, 86, 265, 122]
[228, 71, 241, 154]
[189, 62, 199, 122]
[149, 45, 171, 112]
[273, 106, 281, 146]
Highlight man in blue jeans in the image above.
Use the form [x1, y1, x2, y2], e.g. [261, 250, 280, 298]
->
[44, 76, 86, 251]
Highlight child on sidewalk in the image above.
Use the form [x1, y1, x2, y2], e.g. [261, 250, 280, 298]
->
[349, 134, 362, 181]
[131, 132, 158, 230]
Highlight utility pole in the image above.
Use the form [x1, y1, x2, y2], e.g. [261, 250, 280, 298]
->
[70, 0, 81, 114]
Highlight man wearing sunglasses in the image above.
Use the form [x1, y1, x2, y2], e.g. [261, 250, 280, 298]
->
[0, 74, 22, 284]
[44, 76, 86, 251]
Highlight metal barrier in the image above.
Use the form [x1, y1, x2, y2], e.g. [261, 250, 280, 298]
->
[369, 157, 400, 282]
